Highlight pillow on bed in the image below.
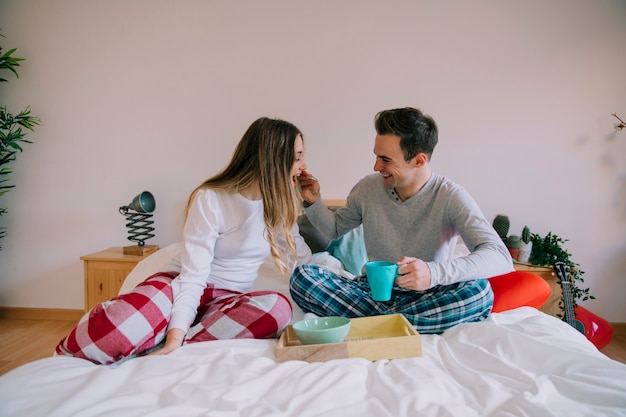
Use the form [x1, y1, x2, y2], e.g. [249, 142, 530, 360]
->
[488, 271, 551, 313]
[326, 225, 368, 276]
[119, 242, 182, 294]
[297, 210, 368, 276]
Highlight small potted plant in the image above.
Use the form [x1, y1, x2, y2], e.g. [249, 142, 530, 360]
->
[529, 232, 594, 313]
[518, 225, 533, 263]
[492, 214, 510, 244]
[506, 235, 521, 261]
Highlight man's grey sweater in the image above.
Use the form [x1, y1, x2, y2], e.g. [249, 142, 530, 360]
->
[304, 173, 513, 287]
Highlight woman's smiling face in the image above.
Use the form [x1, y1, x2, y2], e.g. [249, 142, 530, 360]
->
[290, 135, 306, 184]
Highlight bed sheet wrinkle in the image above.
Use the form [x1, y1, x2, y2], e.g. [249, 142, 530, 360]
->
[544, 372, 626, 411]
[428, 309, 625, 415]
[218, 364, 314, 417]
[488, 307, 597, 353]
[365, 358, 468, 416]
[421, 338, 529, 414]
[130, 341, 287, 416]
[179, 351, 374, 417]
[6, 356, 165, 417]
[302, 398, 396, 417]
[450, 310, 596, 368]
[423, 404, 483, 417]
[438, 324, 541, 386]
[0, 357, 99, 417]
[183, 356, 299, 411]
[261, 359, 371, 416]
[102, 345, 260, 416]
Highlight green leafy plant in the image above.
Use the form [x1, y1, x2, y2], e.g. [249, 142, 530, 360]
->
[529, 231, 595, 315]
[0, 32, 40, 249]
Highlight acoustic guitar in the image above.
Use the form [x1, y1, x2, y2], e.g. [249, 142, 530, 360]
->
[554, 261, 585, 334]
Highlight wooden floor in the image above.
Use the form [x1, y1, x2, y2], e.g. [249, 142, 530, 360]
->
[0, 318, 624, 376]
[0, 319, 77, 375]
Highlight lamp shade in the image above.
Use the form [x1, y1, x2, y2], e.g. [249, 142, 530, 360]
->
[127, 191, 156, 213]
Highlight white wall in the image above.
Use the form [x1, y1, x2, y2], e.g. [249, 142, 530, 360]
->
[1, 0, 625, 321]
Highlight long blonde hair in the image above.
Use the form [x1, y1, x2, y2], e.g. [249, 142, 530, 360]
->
[185, 117, 302, 274]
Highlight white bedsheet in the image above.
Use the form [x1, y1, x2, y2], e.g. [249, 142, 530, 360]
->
[1, 307, 625, 417]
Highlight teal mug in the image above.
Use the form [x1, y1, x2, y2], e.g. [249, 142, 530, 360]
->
[365, 261, 399, 301]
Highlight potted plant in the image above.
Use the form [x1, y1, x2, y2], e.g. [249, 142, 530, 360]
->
[518, 225, 533, 263]
[529, 231, 594, 313]
[506, 234, 520, 261]
[528, 231, 616, 349]
[0, 32, 40, 249]
[492, 214, 510, 244]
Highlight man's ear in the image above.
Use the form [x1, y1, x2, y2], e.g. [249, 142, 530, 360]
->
[413, 152, 428, 168]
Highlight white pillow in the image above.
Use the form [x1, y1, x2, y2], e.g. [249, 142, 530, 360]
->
[251, 256, 306, 323]
[118, 242, 182, 295]
[119, 242, 307, 323]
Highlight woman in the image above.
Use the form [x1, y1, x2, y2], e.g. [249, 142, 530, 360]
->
[57, 117, 313, 364]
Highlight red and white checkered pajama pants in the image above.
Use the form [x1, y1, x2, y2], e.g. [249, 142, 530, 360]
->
[56, 272, 292, 365]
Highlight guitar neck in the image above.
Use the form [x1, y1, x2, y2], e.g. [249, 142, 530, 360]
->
[561, 281, 577, 324]
[555, 262, 577, 326]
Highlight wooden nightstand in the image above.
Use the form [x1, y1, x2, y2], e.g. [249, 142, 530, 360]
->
[513, 263, 562, 317]
[81, 246, 158, 312]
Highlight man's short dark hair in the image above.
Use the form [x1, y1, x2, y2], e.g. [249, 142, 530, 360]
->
[374, 107, 438, 161]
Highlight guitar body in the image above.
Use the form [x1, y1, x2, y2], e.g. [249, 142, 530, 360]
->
[574, 305, 614, 350]
[553, 261, 614, 349]
[565, 316, 585, 335]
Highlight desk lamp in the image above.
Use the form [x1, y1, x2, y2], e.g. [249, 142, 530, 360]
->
[119, 191, 158, 256]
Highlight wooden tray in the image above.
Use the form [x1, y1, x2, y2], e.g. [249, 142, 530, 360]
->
[275, 314, 421, 363]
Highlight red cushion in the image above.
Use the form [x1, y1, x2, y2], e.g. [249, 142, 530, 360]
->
[488, 271, 551, 313]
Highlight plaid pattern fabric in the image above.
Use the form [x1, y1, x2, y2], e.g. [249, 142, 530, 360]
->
[56, 272, 176, 365]
[290, 264, 493, 334]
[56, 273, 292, 365]
[185, 286, 292, 343]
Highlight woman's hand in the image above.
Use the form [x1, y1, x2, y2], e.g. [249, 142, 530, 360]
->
[395, 256, 432, 291]
[149, 328, 185, 356]
[297, 171, 320, 204]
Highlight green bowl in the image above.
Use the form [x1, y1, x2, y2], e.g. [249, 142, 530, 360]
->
[292, 316, 351, 345]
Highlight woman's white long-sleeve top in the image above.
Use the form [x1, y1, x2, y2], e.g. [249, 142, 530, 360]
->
[166, 189, 312, 334]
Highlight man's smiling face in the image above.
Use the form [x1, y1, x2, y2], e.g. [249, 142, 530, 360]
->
[373, 134, 415, 190]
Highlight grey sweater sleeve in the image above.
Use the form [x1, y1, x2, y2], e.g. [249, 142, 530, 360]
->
[424, 185, 514, 286]
[302, 197, 359, 241]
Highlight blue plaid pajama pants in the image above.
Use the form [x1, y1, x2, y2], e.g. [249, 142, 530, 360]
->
[289, 264, 494, 334]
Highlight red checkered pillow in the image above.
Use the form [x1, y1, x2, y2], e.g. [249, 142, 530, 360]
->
[56, 272, 176, 365]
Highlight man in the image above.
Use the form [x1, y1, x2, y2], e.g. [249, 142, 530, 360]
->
[290, 107, 513, 334]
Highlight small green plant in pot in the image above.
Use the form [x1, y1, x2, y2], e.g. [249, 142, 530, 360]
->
[506, 235, 521, 261]
[518, 225, 533, 263]
[529, 231, 594, 317]
[492, 214, 510, 244]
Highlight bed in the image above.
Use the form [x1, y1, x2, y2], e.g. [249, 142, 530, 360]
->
[1, 234, 626, 416]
